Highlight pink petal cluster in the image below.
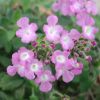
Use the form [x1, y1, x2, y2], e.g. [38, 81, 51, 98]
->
[16, 17, 38, 43]
[7, 47, 55, 92]
[52, 0, 98, 16]
[76, 11, 98, 40]
[52, 0, 73, 16]
[35, 70, 55, 92]
[60, 29, 80, 50]
[52, 0, 98, 40]
[51, 51, 83, 83]
[43, 15, 63, 43]
[7, 0, 98, 93]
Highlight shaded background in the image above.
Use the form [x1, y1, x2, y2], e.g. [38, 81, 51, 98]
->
[0, 0, 100, 100]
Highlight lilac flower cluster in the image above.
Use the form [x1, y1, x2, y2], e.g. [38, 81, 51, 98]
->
[7, 0, 98, 92]
[52, 0, 98, 40]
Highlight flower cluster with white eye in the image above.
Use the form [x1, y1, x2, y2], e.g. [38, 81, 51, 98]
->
[7, 0, 98, 92]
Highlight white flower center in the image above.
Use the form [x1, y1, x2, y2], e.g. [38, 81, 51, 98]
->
[49, 27, 56, 35]
[30, 63, 39, 72]
[62, 36, 71, 43]
[73, 2, 81, 10]
[56, 55, 66, 63]
[85, 26, 93, 36]
[20, 52, 29, 61]
[24, 28, 31, 35]
[41, 74, 49, 82]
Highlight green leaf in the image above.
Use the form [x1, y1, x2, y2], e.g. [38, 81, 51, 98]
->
[0, 73, 24, 91]
[0, 55, 11, 67]
[12, 37, 25, 50]
[14, 86, 25, 100]
[4, 42, 12, 53]
[6, 30, 16, 41]
[0, 91, 14, 100]
[79, 70, 92, 92]
[12, 9, 22, 23]
[0, 27, 8, 45]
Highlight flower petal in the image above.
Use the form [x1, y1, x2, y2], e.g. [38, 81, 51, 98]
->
[17, 17, 29, 28]
[40, 82, 52, 92]
[62, 70, 74, 83]
[7, 65, 17, 76]
[47, 15, 58, 25]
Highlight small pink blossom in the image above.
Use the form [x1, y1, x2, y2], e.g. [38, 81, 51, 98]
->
[55, 64, 74, 83]
[66, 58, 83, 75]
[69, 29, 81, 41]
[43, 15, 63, 43]
[12, 47, 34, 65]
[52, 0, 72, 16]
[76, 10, 95, 27]
[35, 70, 55, 92]
[70, 0, 84, 14]
[16, 17, 38, 43]
[82, 26, 98, 40]
[60, 30, 74, 50]
[85, 0, 98, 15]
[25, 59, 43, 80]
[51, 50, 69, 66]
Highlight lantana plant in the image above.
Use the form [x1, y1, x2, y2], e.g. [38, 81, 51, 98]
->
[7, 0, 98, 93]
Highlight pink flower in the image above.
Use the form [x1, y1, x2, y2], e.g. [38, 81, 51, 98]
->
[76, 10, 95, 27]
[16, 17, 38, 43]
[66, 58, 83, 75]
[85, 0, 98, 15]
[43, 15, 63, 43]
[12, 47, 34, 65]
[82, 26, 98, 40]
[7, 65, 17, 76]
[7, 63, 27, 77]
[16, 63, 27, 77]
[70, 0, 84, 14]
[25, 59, 43, 80]
[51, 50, 69, 66]
[35, 70, 55, 92]
[55, 64, 74, 83]
[52, 0, 72, 16]
[60, 30, 74, 50]
[69, 29, 81, 41]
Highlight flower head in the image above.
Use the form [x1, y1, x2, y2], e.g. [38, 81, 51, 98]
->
[52, 0, 72, 16]
[35, 70, 55, 92]
[12, 47, 34, 65]
[60, 29, 81, 50]
[51, 50, 69, 66]
[76, 11, 95, 27]
[85, 0, 98, 15]
[66, 58, 83, 75]
[70, 0, 84, 14]
[55, 64, 74, 83]
[16, 17, 38, 43]
[82, 26, 98, 40]
[25, 59, 43, 80]
[43, 15, 63, 43]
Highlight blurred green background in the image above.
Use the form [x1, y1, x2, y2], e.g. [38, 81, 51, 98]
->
[0, 0, 100, 100]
